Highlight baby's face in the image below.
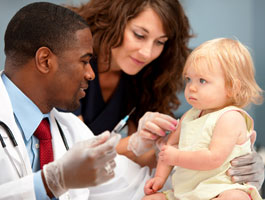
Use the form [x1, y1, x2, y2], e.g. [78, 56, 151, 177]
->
[183, 59, 231, 115]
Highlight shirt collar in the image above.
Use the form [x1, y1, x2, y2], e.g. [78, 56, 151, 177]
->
[1, 73, 50, 141]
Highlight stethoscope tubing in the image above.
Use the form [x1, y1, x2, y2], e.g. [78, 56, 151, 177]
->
[0, 121, 26, 177]
[0, 121, 17, 147]
[0, 119, 69, 178]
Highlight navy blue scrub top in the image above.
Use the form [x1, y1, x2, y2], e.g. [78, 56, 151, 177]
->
[74, 58, 128, 135]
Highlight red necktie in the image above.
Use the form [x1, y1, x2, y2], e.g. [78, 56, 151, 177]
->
[34, 118, 54, 169]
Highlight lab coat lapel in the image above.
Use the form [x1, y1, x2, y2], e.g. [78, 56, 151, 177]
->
[50, 110, 68, 159]
[0, 72, 32, 176]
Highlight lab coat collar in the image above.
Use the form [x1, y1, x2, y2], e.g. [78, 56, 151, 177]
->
[1, 73, 46, 142]
[0, 71, 32, 175]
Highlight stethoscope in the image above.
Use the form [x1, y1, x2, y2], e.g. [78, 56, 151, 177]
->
[0, 119, 69, 178]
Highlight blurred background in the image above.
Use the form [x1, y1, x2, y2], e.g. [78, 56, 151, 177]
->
[0, 0, 264, 196]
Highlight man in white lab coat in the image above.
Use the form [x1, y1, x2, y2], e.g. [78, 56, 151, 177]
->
[0, 72, 151, 199]
[0, 2, 140, 199]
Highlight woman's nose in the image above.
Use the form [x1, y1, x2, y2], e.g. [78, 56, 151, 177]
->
[138, 43, 152, 60]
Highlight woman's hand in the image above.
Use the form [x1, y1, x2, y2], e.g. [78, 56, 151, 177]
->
[227, 150, 264, 190]
[127, 112, 178, 156]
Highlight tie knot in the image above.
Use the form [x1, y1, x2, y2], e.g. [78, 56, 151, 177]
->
[34, 118, 52, 140]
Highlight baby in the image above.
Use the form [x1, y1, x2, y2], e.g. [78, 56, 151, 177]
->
[143, 38, 263, 200]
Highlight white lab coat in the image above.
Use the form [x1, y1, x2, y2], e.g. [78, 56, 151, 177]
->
[0, 71, 153, 200]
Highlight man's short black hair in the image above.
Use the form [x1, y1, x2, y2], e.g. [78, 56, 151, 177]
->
[4, 2, 89, 65]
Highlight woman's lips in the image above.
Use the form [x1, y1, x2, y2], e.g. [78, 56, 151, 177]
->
[130, 56, 145, 66]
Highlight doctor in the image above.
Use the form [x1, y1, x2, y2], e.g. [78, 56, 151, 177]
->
[0, 2, 122, 199]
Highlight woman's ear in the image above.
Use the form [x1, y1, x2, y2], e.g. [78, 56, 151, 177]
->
[35, 47, 55, 74]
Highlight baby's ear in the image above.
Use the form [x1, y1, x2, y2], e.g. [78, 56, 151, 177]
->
[227, 79, 241, 98]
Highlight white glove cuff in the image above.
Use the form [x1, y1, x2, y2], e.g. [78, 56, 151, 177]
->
[127, 133, 142, 156]
[127, 133, 153, 157]
[43, 161, 67, 198]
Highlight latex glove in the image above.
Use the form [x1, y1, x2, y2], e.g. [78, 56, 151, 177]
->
[227, 130, 264, 190]
[127, 112, 178, 156]
[154, 135, 169, 161]
[43, 131, 121, 197]
[155, 135, 169, 151]
[228, 150, 264, 190]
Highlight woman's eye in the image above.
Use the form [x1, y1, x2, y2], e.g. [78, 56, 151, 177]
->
[156, 40, 166, 46]
[200, 78, 206, 84]
[134, 31, 144, 39]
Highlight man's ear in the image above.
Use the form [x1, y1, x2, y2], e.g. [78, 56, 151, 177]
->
[35, 47, 55, 74]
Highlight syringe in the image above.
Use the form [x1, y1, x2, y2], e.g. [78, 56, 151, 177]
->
[111, 107, 136, 134]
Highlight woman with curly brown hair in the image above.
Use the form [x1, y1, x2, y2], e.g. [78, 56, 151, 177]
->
[68, 0, 264, 190]
[69, 0, 190, 166]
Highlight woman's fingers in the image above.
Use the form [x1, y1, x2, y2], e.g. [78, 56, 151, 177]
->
[139, 112, 178, 138]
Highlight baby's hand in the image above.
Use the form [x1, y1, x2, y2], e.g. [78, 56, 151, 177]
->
[159, 145, 179, 166]
[144, 177, 164, 195]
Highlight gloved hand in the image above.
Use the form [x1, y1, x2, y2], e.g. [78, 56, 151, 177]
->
[227, 150, 264, 190]
[154, 135, 169, 161]
[127, 112, 178, 156]
[227, 130, 264, 190]
[43, 131, 121, 197]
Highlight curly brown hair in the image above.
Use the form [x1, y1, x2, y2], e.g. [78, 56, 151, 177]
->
[68, 0, 192, 124]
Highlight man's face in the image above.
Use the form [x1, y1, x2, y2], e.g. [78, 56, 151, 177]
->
[48, 28, 95, 111]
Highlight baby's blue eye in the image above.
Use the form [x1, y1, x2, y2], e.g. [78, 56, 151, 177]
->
[200, 78, 206, 84]
[185, 77, 191, 83]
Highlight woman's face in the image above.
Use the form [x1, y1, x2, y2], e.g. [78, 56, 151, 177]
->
[111, 7, 168, 75]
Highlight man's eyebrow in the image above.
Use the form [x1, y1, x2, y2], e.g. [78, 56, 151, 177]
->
[80, 53, 93, 59]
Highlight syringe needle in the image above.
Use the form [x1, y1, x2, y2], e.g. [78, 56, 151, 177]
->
[111, 107, 136, 134]
[128, 107, 136, 117]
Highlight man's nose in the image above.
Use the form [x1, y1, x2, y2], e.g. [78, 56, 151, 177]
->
[85, 64, 95, 81]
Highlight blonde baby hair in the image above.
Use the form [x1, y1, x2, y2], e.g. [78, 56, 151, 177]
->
[183, 38, 263, 108]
